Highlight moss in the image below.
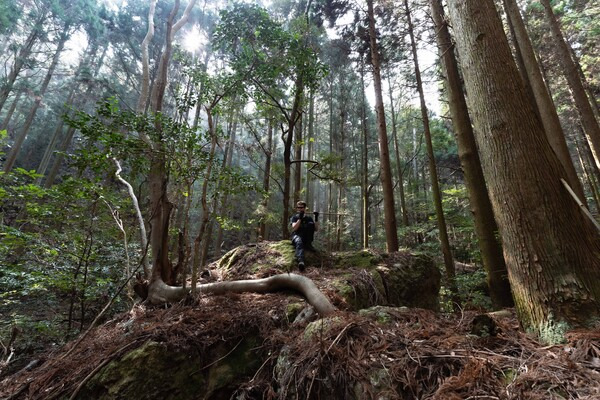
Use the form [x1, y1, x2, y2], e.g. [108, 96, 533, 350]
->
[358, 306, 409, 324]
[268, 240, 296, 268]
[286, 302, 305, 322]
[303, 316, 342, 340]
[332, 250, 382, 269]
[501, 368, 517, 386]
[80, 337, 263, 400]
[206, 337, 261, 392]
[535, 315, 570, 345]
[218, 247, 244, 272]
[82, 341, 207, 399]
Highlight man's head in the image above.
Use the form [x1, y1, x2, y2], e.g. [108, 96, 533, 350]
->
[296, 201, 307, 213]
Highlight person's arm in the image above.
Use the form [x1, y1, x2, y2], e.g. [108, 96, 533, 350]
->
[291, 214, 302, 231]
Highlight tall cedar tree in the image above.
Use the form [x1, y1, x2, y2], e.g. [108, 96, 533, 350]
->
[447, 0, 600, 340]
[431, 0, 513, 309]
[366, 0, 399, 252]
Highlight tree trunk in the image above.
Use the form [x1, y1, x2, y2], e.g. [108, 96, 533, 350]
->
[447, 0, 600, 340]
[214, 115, 238, 254]
[136, 0, 158, 113]
[294, 107, 303, 204]
[191, 109, 218, 292]
[431, 0, 513, 309]
[387, 73, 410, 227]
[4, 31, 69, 173]
[405, 0, 455, 289]
[367, 0, 398, 252]
[306, 90, 314, 208]
[0, 13, 45, 114]
[43, 43, 107, 186]
[281, 75, 303, 239]
[0, 91, 22, 132]
[44, 126, 76, 187]
[503, 0, 586, 203]
[539, 0, 600, 171]
[145, 0, 196, 288]
[360, 58, 370, 249]
[259, 120, 273, 239]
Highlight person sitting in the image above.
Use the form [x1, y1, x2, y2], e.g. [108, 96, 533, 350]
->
[290, 201, 319, 271]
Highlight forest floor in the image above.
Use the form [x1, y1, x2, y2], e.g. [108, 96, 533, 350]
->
[1, 243, 599, 399]
[1, 289, 599, 399]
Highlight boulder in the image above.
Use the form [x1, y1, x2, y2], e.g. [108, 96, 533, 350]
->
[213, 242, 441, 312]
[78, 338, 262, 399]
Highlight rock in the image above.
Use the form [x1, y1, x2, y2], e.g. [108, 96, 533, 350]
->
[332, 251, 440, 311]
[213, 242, 441, 312]
[78, 338, 262, 399]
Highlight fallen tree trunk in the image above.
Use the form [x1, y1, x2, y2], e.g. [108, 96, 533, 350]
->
[148, 273, 337, 317]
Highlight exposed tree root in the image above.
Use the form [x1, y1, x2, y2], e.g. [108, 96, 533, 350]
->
[148, 273, 337, 317]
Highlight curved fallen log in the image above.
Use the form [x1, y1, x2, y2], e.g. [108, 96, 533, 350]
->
[148, 273, 337, 317]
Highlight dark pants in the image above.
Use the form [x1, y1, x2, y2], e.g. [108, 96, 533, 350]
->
[292, 235, 310, 263]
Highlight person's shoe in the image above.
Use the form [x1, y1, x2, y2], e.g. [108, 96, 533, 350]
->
[298, 261, 306, 272]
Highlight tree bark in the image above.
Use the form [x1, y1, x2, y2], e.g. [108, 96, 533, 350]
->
[539, 0, 600, 171]
[431, 0, 513, 309]
[387, 73, 409, 227]
[447, 0, 600, 340]
[503, 0, 585, 203]
[360, 58, 370, 249]
[366, 0, 399, 252]
[405, 0, 455, 289]
[191, 109, 218, 293]
[281, 75, 303, 238]
[294, 106, 303, 204]
[259, 120, 273, 240]
[145, 0, 197, 288]
[137, 0, 158, 114]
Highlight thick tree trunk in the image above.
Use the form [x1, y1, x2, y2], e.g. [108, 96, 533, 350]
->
[503, 0, 585, 203]
[447, 0, 600, 340]
[539, 0, 600, 170]
[146, 0, 196, 289]
[367, 0, 399, 252]
[405, 0, 455, 289]
[4, 32, 69, 173]
[147, 273, 336, 317]
[431, 0, 513, 309]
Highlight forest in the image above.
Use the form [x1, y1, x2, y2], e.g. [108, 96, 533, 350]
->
[1, 0, 599, 398]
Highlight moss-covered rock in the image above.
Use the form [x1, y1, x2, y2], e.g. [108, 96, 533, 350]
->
[213, 243, 440, 312]
[78, 337, 262, 400]
[378, 253, 441, 311]
[358, 305, 410, 324]
[331, 252, 440, 312]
